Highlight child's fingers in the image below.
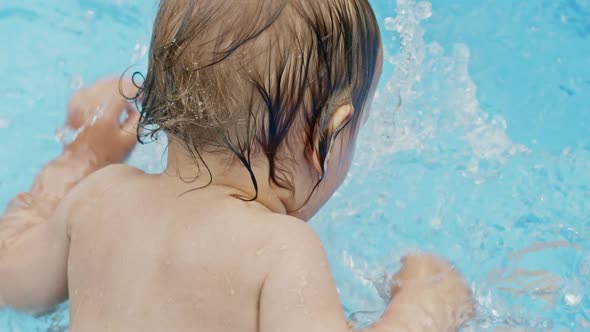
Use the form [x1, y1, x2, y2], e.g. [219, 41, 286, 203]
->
[65, 109, 85, 129]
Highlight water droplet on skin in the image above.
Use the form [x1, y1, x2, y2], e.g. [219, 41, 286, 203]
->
[224, 274, 236, 296]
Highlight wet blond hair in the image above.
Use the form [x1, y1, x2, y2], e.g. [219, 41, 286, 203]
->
[134, 0, 381, 197]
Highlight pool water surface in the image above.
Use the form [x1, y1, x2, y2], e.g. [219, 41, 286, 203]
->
[1, 0, 589, 331]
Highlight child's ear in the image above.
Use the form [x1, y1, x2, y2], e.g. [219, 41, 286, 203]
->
[307, 104, 354, 177]
[329, 103, 354, 133]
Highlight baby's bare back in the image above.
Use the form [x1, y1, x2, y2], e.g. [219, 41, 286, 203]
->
[65, 165, 276, 332]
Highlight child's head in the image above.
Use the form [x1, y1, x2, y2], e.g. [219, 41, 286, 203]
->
[137, 0, 382, 219]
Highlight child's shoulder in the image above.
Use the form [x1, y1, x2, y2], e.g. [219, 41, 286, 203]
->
[262, 214, 320, 242]
[257, 213, 327, 261]
[92, 163, 144, 179]
[62, 164, 143, 212]
[79, 164, 143, 192]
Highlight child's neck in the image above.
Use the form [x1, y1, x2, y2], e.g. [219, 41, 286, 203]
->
[163, 140, 290, 216]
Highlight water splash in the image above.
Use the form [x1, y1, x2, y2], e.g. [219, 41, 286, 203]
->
[333, 0, 588, 330]
[69, 75, 84, 91]
[54, 104, 105, 145]
[358, 0, 528, 184]
[54, 126, 79, 145]
[131, 41, 148, 62]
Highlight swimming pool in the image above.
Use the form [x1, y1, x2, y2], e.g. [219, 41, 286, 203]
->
[1, 0, 588, 330]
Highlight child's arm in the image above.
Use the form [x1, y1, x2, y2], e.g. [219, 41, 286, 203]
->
[259, 221, 473, 332]
[0, 186, 75, 313]
[0, 78, 139, 313]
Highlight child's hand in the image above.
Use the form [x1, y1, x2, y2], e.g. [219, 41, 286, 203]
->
[390, 254, 474, 331]
[65, 77, 140, 167]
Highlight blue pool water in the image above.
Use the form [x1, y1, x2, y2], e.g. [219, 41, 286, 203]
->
[1, 0, 589, 330]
